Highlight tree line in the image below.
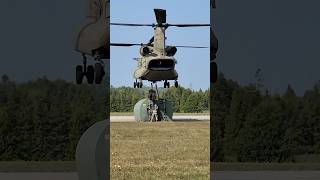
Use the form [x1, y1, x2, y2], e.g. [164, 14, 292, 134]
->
[211, 73, 320, 162]
[2, 72, 320, 163]
[0, 75, 207, 161]
[110, 86, 209, 113]
[0, 75, 107, 161]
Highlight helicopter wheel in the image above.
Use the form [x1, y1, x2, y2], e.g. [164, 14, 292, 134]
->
[94, 63, 105, 84]
[164, 81, 170, 88]
[76, 65, 84, 84]
[134, 82, 137, 88]
[211, 61, 218, 84]
[86, 65, 94, 84]
[139, 82, 143, 88]
[174, 81, 178, 88]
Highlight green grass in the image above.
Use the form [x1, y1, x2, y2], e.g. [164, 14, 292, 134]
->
[110, 112, 210, 116]
[0, 161, 75, 172]
[111, 122, 210, 180]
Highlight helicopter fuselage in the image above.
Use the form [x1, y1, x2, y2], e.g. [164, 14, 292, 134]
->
[111, 9, 209, 88]
[133, 25, 179, 83]
[75, 0, 109, 58]
[134, 54, 178, 82]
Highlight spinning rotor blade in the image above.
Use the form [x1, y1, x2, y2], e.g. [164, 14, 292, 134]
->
[154, 9, 166, 24]
[147, 37, 154, 45]
[174, 45, 208, 48]
[111, 43, 145, 47]
[110, 23, 154, 27]
[111, 43, 207, 48]
[167, 24, 210, 27]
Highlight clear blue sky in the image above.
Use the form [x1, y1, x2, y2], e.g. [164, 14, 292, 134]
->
[110, 0, 210, 90]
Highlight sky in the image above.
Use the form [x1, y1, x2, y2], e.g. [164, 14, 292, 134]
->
[215, 0, 320, 95]
[0, 0, 320, 94]
[110, 0, 210, 90]
[0, 0, 87, 82]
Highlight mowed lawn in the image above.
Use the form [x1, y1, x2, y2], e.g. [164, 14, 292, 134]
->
[110, 122, 210, 180]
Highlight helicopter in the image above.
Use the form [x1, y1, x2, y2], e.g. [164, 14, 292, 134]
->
[110, 9, 210, 88]
[74, 0, 109, 85]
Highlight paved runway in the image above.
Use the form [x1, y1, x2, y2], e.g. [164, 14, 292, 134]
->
[110, 115, 210, 122]
[0, 172, 78, 180]
[212, 171, 320, 180]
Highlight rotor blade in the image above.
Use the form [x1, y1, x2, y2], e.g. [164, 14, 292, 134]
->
[167, 24, 210, 27]
[154, 9, 166, 24]
[133, 58, 141, 61]
[111, 23, 154, 27]
[111, 43, 145, 47]
[147, 37, 154, 45]
[174, 45, 208, 48]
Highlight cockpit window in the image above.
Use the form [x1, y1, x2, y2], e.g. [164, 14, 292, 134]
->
[148, 59, 174, 69]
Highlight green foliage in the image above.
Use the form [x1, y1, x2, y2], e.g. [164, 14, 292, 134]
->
[211, 74, 320, 163]
[0, 77, 106, 161]
[110, 86, 209, 113]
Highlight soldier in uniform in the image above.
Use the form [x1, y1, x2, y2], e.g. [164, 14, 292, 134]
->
[151, 103, 159, 122]
[147, 89, 157, 121]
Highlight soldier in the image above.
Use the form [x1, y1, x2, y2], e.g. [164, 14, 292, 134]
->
[147, 101, 153, 121]
[147, 89, 156, 121]
[151, 103, 159, 122]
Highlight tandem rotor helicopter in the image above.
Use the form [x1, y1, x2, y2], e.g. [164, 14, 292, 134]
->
[74, 0, 109, 85]
[74, 0, 210, 87]
[111, 8, 210, 88]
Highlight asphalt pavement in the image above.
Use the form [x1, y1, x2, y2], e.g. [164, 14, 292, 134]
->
[110, 115, 210, 122]
[0, 173, 78, 180]
[212, 171, 320, 180]
[2, 171, 320, 180]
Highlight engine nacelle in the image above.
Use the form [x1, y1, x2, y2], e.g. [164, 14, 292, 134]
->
[165, 46, 177, 56]
[140, 46, 151, 56]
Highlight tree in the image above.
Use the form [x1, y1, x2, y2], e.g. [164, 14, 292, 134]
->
[1, 74, 9, 83]
[224, 85, 261, 161]
[211, 73, 239, 162]
[183, 93, 199, 113]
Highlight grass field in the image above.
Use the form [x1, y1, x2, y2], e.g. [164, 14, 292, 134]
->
[1, 120, 320, 176]
[110, 122, 210, 180]
[110, 112, 210, 116]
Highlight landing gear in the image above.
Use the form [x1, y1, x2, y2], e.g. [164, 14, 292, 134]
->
[86, 65, 94, 84]
[133, 80, 143, 88]
[211, 61, 218, 84]
[94, 63, 104, 84]
[134, 80, 143, 88]
[76, 65, 84, 84]
[174, 80, 179, 88]
[76, 54, 105, 85]
[164, 81, 170, 88]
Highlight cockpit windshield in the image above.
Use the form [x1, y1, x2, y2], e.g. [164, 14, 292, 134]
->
[148, 59, 174, 69]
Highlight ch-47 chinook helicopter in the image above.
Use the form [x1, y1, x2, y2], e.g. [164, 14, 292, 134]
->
[110, 9, 210, 88]
[74, 0, 109, 85]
